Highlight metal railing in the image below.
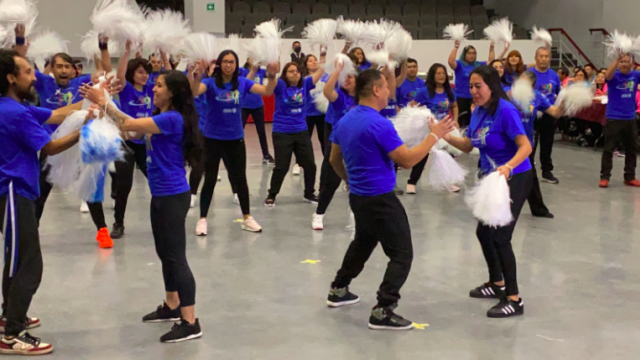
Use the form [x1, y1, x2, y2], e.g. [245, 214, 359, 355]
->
[549, 28, 596, 70]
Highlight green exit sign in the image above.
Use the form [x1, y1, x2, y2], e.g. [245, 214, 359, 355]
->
[207, 3, 215, 11]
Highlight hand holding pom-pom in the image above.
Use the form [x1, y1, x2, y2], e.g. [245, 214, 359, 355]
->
[80, 84, 106, 106]
[454, 40, 461, 49]
[266, 63, 279, 79]
[430, 115, 456, 139]
[334, 57, 345, 71]
[496, 165, 512, 179]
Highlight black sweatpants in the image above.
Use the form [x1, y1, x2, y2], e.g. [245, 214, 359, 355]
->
[200, 138, 250, 216]
[306, 115, 326, 156]
[457, 97, 473, 129]
[0, 190, 43, 336]
[150, 191, 196, 307]
[332, 191, 413, 307]
[34, 153, 52, 223]
[87, 202, 107, 230]
[534, 112, 556, 173]
[269, 131, 317, 199]
[408, 154, 429, 185]
[526, 143, 550, 216]
[476, 170, 532, 296]
[317, 122, 341, 214]
[114, 141, 148, 226]
[242, 107, 270, 158]
[600, 119, 639, 181]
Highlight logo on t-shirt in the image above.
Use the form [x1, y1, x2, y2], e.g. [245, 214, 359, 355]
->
[617, 80, 636, 92]
[474, 127, 490, 146]
[46, 89, 74, 107]
[519, 104, 535, 123]
[129, 95, 152, 109]
[541, 83, 553, 95]
[216, 90, 240, 104]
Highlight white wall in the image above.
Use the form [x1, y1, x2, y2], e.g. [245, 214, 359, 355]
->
[602, 0, 640, 35]
[184, 0, 225, 34]
[37, 0, 95, 57]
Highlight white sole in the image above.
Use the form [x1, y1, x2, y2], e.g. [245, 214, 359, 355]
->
[241, 225, 262, 233]
[143, 317, 181, 323]
[326, 298, 360, 307]
[367, 323, 414, 331]
[0, 347, 54, 355]
[162, 331, 203, 343]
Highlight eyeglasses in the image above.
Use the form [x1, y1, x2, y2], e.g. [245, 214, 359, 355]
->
[222, 60, 236, 65]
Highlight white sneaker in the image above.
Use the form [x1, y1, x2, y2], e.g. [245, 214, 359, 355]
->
[233, 193, 239, 204]
[448, 185, 460, 193]
[241, 216, 262, 232]
[406, 184, 416, 194]
[312, 213, 324, 230]
[190, 195, 197, 208]
[80, 202, 89, 213]
[217, 175, 222, 182]
[292, 164, 301, 176]
[195, 219, 207, 236]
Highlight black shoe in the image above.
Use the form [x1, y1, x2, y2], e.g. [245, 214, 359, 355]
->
[487, 298, 524, 318]
[368, 304, 414, 331]
[142, 302, 181, 323]
[303, 194, 319, 204]
[394, 187, 404, 196]
[532, 212, 554, 219]
[160, 319, 202, 343]
[541, 172, 559, 184]
[111, 223, 125, 239]
[327, 287, 360, 307]
[262, 155, 275, 165]
[469, 282, 505, 299]
[264, 197, 276, 207]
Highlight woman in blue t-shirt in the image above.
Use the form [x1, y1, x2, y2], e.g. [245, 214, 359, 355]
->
[348, 47, 371, 71]
[302, 54, 330, 155]
[239, 58, 274, 164]
[84, 70, 204, 343]
[448, 40, 497, 128]
[490, 60, 512, 94]
[443, 66, 533, 319]
[265, 58, 326, 206]
[189, 50, 278, 235]
[408, 63, 459, 194]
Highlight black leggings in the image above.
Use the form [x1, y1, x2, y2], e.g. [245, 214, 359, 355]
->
[200, 138, 250, 216]
[407, 154, 429, 185]
[114, 141, 148, 226]
[150, 191, 196, 307]
[242, 107, 270, 158]
[306, 115, 326, 156]
[269, 131, 317, 199]
[316, 122, 341, 214]
[457, 97, 473, 129]
[476, 170, 532, 296]
[528, 139, 550, 215]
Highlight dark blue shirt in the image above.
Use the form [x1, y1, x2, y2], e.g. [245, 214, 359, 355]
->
[305, 72, 330, 117]
[413, 88, 456, 120]
[528, 67, 561, 104]
[606, 70, 640, 120]
[454, 60, 486, 99]
[325, 89, 356, 126]
[201, 76, 255, 140]
[514, 92, 551, 143]
[34, 71, 91, 133]
[396, 77, 426, 107]
[379, 98, 397, 119]
[146, 111, 189, 196]
[239, 67, 266, 109]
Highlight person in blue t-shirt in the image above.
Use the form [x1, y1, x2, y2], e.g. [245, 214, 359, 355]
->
[146, 52, 171, 87]
[408, 63, 460, 194]
[448, 40, 498, 128]
[490, 60, 512, 94]
[239, 58, 274, 163]
[0, 50, 104, 353]
[302, 54, 331, 156]
[443, 66, 533, 319]
[326, 68, 454, 330]
[189, 50, 278, 235]
[395, 58, 425, 108]
[265, 58, 326, 206]
[84, 70, 204, 344]
[348, 47, 371, 71]
[528, 47, 561, 184]
[600, 53, 640, 188]
[501, 46, 528, 85]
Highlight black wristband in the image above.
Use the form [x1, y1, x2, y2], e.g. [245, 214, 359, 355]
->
[15, 37, 25, 46]
[98, 42, 108, 50]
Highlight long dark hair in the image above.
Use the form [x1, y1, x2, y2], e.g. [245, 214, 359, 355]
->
[470, 66, 511, 115]
[280, 62, 303, 88]
[459, 45, 479, 66]
[426, 63, 454, 102]
[214, 50, 240, 91]
[489, 59, 509, 85]
[153, 70, 203, 168]
[301, 54, 317, 77]
[348, 47, 366, 66]
[126, 58, 152, 85]
[574, 67, 587, 81]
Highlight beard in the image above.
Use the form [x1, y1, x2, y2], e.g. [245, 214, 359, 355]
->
[16, 83, 37, 103]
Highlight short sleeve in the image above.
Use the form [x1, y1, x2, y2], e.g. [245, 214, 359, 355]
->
[500, 106, 527, 141]
[153, 111, 183, 135]
[72, 74, 92, 86]
[119, 81, 134, 100]
[331, 120, 341, 145]
[536, 93, 552, 113]
[202, 78, 215, 99]
[303, 76, 314, 92]
[26, 105, 53, 125]
[14, 111, 51, 151]
[242, 77, 257, 96]
[372, 117, 403, 153]
[478, 61, 487, 66]
[34, 70, 55, 92]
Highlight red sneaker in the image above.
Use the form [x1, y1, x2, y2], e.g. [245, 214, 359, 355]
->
[96, 228, 113, 248]
[0, 317, 40, 334]
[624, 179, 640, 187]
[599, 179, 609, 188]
[0, 331, 53, 355]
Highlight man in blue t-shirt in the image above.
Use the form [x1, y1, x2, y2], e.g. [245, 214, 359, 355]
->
[599, 53, 640, 188]
[528, 47, 561, 184]
[395, 58, 425, 108]
[325, 69, 454, 331]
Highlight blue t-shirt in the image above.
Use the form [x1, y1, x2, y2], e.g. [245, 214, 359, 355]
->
[118, 81, 155, 145]
[454, 60, 486, 99]
[396, 77, 426, 107]
[148, 70, 163, 87]
[146, 110, 189, 197]
[0, 98, 52, 201]
[305, 72, 330, 117]
[272, 77, 313, 133]
[359, 60, 371, 71]
[528, 67, 561, 104]
[466, 98, 532, 175]
[194, 95, 208, 131]
[325, 89, 356, 126]
[34, 71, 91, 133]
[514, 92, 551, 143]
[413, 88, 456, 120]
[606, 70, 640, 120]
[201, 76, 255, 140]
[332, 105, 404, 196]
[239, 67, 266, 109]
[379, 98, 397, 119]
[504, 64, 527, 85]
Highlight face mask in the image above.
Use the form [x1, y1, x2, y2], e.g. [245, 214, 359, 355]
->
[294, 46, 301, 54]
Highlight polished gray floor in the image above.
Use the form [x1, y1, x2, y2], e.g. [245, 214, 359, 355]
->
[36, 125, 640, 359]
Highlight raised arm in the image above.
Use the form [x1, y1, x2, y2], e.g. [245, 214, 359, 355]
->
[496, 42, 510, 61]
[323, 59, 343, 102]
[395, 60, 407, 88]
[249, 63, 278, 96]
[310, 48, 327, 84]
[160, 50, 172, 70]
[116, 41, 132, 88]
[246, 58, 258, 79]
[606, 54, 621, 81]
[187, 61, 207, 97]
[448, 41, 460, 70]
[341, 41, 352, 55]
[383, 64, 397, 101]
[487, 41, 496, 62]
[389, 116, 455, 168]
[99, 35, 113, 74]
[14, 24, 27, 57]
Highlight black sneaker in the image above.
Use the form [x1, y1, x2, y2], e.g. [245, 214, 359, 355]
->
[142, 302, 181, 323]
[469, 282, 505, 299]
[303, 194, 319, 204]
[532, 212, 555, 219]
[160, 319, 202, 343]
[262, 155, 275, 165]
[541, 171, 559, 184]
[327, 287, 360, 307]
[264, 197, 276, 207]
[487, 298, 524, 318]
[111, 223, 125, 239]
[394, 187, 404, 195]
[368, 304, 414, 331]
[0, 317, 40, 334]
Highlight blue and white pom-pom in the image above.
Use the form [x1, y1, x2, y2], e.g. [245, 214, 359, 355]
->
[46, 110, 90, 188]
[466, 171, 512, 227]
[80, 116, 124, 164]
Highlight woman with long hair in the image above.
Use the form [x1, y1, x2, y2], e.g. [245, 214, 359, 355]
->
[82, 70, 204, 342]
[348, 47, 371, 71]
[442, 65, 533, 318]
[408, 63, 459, 194]
[239, 57, 274, 164]
[448, 41, 496, 128]
[490, 59, 511, 93]
[302, 53, 330, 155]
[595, 72, 608, 96]
[264, 59, 326, 206]
[504, 50, 527, 85]
[188, 50, 278, 235]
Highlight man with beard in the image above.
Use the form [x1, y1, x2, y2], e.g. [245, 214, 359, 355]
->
[0, 49, 99, 355]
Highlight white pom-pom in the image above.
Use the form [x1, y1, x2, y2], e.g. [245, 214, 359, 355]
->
[220, 33, 241, 53]
[604, 30, 634, 58]
[253, 19, 291, 64]
[391, 105, 436, 149]
[80, 118, 124, 164]
[426, 148, 467, 191]
[46, 111, 89, 188]
[91, 0, 147, 44]
[311, 80, 329, 113]
[361, 19, 402, 47]
[466, 172, 512, 227]
[0, 0, 37, 24]
[0, 24, 13, 48]
[302, 18, 337, 50]
[443, 23, 473, 42]
[181, 32, 217, 63]
[386, 28, 412, 62]
[631, 35, 640, 60]
[142, 8, 190, 55]
[28, 31, 68, 71]
[80, 30, 120, 60]
[531, 26, 552, 48]
[446, 127, 463, 156]
[367, 49, 396, 68]
[555, 82, 592, 117]
[483, 17, 512, 45]
[326, 53, 357, 88]
[70, 163, 105, 202]
[511, 76, 535, 109]
[336, 17, 368, 46]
